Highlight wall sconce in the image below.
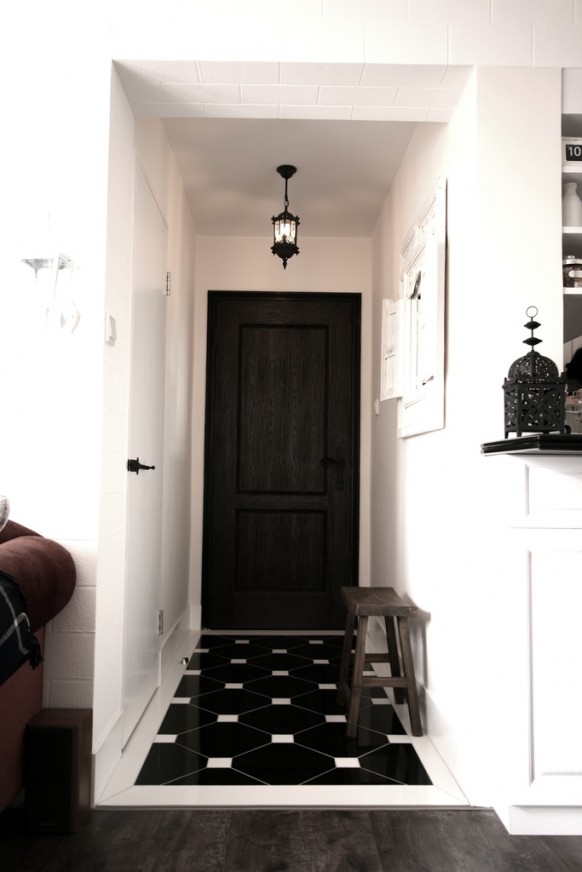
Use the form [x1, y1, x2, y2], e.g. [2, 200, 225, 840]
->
[271, 165, 300, 269]
[22, 254, 79, 332]
[503, 307, 567, 437]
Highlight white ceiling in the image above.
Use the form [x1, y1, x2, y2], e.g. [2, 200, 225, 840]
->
[115, 61, 471, 238]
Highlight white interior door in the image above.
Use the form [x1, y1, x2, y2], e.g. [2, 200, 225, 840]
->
[122, 165, 168, 746]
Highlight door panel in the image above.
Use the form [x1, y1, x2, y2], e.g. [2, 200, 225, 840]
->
[203, 292, 360, 629]
[122, 167, 167, 746]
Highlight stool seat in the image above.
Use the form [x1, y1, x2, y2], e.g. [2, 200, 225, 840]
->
[337, 586, 422, 738]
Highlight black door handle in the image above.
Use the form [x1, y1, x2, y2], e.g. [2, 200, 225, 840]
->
[127, 457, 156, 475]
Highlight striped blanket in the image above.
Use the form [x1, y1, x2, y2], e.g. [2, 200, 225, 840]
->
[0, 570, 42, 685]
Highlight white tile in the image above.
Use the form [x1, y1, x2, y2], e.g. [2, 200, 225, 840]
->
[409, 0, 490, 25]
[225, 683, 244, 689]
[365, 23, 448, 64]
[43, 629, 95, 680]
[319, 684, 336, 690]
[361, 64, 446, 88]
[198, 61, 280, 84]
[394, 87, 462, 109]
[158, 83, 242, 104]
[491, 0, 575, 26]
[326, 715, 347, 723]
[281, 62, 363, 87]
[439, 66, 474, 89]
[51, 585, 96, 634]
[273, 649, 287, 653]
[207, 104, 280, 119]
[533, 25, 582, 66]
[217, 715, 239, 723]
[44, 678, 93, 708]
[172, 698, 192, 704]
[59, 539, 97, 587]
[314, 660, 329, 665]
[116, 60, 202, 85]
[272, 735, 294, 743]
[371, 698, 392, 705]
[154, 734, 177, 743]
[133, 103, 208, 118]
[273, 671, 289, 676]
[425, 108, 455, 122]
[272, 698, 292, 705]
[235, 640, 250, 644]
[242, 84, 318, 105]
[387, 734, 413, 743]
[324, 0, 406, 20]
[334, 757, 361, 768]
[231, 659, 246, 664]
[280, 105, 353, 120]
[448, 25, 533, 65]
[351, 106, 428, 121]
[207, 758, 233, 768]
[309, 640, 324, 645]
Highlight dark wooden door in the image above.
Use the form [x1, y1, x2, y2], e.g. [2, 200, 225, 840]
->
[202, 292, 360, 629]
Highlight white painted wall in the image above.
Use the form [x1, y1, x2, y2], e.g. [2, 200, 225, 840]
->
[0, 7, 111, 712]
[371, 67, 563, 814]
[93, 105, 196, 796]
[191, 237, 372, 625]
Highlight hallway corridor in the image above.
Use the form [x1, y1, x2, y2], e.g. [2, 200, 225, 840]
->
[99, 631, 466, 808]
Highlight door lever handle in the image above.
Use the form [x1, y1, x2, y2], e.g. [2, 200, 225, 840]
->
[127, 457, 156, 475]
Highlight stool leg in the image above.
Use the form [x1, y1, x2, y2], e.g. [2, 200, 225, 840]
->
[337, 611, 356, 706]
[346, 615, 368, 738]
[384, 615, 404, 704]
[397, 616, 422, 737]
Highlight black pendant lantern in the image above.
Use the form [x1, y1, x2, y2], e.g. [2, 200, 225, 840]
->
[271, 164, 300, 269]
[503, 306, 567, 438]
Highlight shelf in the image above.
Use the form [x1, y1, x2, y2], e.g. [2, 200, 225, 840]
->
[481, 435, 582, 455]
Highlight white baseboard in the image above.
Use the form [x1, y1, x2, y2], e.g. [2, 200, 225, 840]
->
[502, 805, 582, 835]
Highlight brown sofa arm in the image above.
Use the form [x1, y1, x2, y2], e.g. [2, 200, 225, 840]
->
[0, 521, 76, 632]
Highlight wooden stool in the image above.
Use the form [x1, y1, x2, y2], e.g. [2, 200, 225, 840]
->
[337, 587, 422, 738]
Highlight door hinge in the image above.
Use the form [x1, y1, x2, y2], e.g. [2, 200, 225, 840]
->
[165, 271, 171, 296]
[157, 609, 164, 636]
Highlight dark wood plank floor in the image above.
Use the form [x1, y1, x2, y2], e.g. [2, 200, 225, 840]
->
[1, 807, 582, 872]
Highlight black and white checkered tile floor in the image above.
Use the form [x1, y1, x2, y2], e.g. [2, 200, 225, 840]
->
[135, 633, 431, 788]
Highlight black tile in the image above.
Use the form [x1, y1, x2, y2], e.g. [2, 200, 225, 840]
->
[295, 722, 389, 757]
[290, 663, 340, 684]
[359, 744, 432, 785]
[235, 743, 334, 785]
[176, 722, 270, 756]
[244, 635, 309, 649]
[290, 643, 343, 661]
[305, 767, 396, 785]
[193, 687, 271, 715]
[208, 642, 271, 659]
[186, 651, 230, 670]
[168, 767, 266, 786]
[203, 662, 270, 683]
[239, 703, 324, 734]
[293, 688, 362, 716]
[248, 652, 311, 671]
[195, 634, 237, 649]
[136, 742, 206, 785]
[174, 674, 225, 696]
[245, 674, 317, 698]
[356, 704, 407, 735]
[158, 704, 217, 734]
